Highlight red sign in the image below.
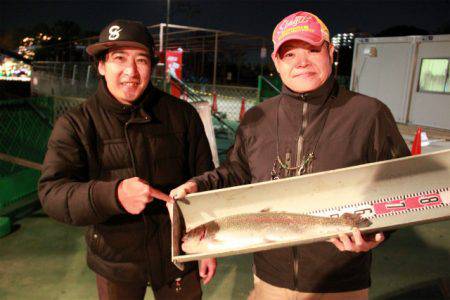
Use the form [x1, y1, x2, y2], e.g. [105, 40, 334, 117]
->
[165, 50, 183, 98]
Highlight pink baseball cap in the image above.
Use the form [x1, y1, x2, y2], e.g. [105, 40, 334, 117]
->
[272, 11, 330, 60]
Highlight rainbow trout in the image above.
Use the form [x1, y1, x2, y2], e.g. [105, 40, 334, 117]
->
[181, 212, 371, 254]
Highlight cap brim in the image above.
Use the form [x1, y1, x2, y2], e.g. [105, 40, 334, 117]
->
[86, 41, 149, 56]
[271, 34, 325, 60]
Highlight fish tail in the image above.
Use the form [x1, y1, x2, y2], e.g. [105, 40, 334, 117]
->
[341, 213, 372, 228]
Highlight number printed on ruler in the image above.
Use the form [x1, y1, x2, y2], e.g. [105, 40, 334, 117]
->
[373, 193, 443, 215]
[309, 188, 450, 219]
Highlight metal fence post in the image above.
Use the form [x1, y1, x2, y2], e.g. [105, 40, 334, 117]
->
[257, 75, 262, 102]
[71, 64, 77, 85]
[85, 65, 91, 88]
[213, 32, 218, 93]
[61, 64, 66, 80]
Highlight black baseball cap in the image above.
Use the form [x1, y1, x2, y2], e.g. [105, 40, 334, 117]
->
[86, 19, 155, 57]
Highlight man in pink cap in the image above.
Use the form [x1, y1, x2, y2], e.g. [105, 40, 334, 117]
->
[172, 11, 410, 299]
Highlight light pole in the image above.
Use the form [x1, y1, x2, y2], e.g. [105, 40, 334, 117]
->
[164, 0, 171, 90]
[165, 0, 170, 53]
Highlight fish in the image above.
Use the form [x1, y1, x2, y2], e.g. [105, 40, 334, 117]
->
[181, 212, 371, 254]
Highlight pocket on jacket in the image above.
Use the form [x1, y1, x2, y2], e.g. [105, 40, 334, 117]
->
[86, 223, 146, 263]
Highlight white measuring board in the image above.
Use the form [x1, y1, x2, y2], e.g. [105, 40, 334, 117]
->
[172, 149, 450, 264]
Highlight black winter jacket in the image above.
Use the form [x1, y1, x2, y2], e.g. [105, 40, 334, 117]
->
[192, 76, 410, 292]
[38, 79, 214, 289]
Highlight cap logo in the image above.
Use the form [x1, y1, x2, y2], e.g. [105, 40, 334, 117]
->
[272, 13, 330, 44]
[278, 25, 312, 41]
[108, 25, 122, 40]
[279, 15, 312, 32]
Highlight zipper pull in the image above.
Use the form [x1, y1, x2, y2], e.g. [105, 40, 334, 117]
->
[300, 93, 306, 101]
[174, 277, 182, 293]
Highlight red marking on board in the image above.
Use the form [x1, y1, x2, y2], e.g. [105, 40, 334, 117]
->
[373, 193, 442, 215]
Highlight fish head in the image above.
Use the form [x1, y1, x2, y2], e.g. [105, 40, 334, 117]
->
[181, 225, 207, 254]
[341, 213, 372, 228]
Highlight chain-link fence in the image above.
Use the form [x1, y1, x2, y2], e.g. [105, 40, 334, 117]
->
[32, 61, 259, 121]
[186, 83, 257, 121]
[52, 96, 85, 120]
[0, 97, 52, 177]
[0, 97, 52, 213]
[258, 75, 281, 102]
[32, 61, 97, 99]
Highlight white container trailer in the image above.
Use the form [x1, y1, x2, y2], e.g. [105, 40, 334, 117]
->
[350, 35, 450, 130]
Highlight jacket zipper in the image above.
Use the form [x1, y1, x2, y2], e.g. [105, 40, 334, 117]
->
[293, 93, 308, 290]
[124, 119, 153, 286]
[293, 247, 299, 290]
[296, 96, 308, 176]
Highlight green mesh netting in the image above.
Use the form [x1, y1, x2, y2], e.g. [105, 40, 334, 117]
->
[0, 97, 54, 212]
[0, 97, 53, 177]
[258, 75, 281, 102]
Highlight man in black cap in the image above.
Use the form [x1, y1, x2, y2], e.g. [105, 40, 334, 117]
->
[39, 19, 216, 299]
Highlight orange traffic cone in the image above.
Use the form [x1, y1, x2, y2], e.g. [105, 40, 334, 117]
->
[212, 92, 218, 113]
[411, 127, 422, 155]
[239, 96, 246, 122]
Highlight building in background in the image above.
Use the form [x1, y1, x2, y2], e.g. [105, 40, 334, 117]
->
[350, 34, 450, 130]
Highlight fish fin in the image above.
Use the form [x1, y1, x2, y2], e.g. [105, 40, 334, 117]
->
[341, 213, 372, 228]
[212, 236, 225, 243]
[263, 234, 284, 243]
[260, 208, 289, 214]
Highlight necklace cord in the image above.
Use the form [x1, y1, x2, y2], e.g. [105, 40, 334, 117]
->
[273, 82, 339, 178]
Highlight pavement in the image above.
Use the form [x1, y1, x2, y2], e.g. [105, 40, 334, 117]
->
[0, 122, 449, 299]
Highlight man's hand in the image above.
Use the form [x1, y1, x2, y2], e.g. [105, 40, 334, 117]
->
[329, 228, 385, 253]
[117, 177, 173, 214]
[166, 180, 197, 223]
[169, 181, 198, 200]
[199, 258, 217, 284]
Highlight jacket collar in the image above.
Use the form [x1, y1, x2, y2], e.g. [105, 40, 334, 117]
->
[280, 74, 337, 121]
[95, 78, 153, 116]
[281, 74, 336, 107]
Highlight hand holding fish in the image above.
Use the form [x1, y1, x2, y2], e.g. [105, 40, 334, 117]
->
[170, 181, 198, 200]
[329, 228, 385, 253]
[117, 177, 173, 214]
[199, 258, 217, 284]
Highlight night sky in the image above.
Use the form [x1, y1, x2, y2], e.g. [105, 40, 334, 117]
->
[2, 0, 450, 38]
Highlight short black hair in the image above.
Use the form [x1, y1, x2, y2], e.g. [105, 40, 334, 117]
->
[90, 49, 158, 77]
[90, 50, 107, 77]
